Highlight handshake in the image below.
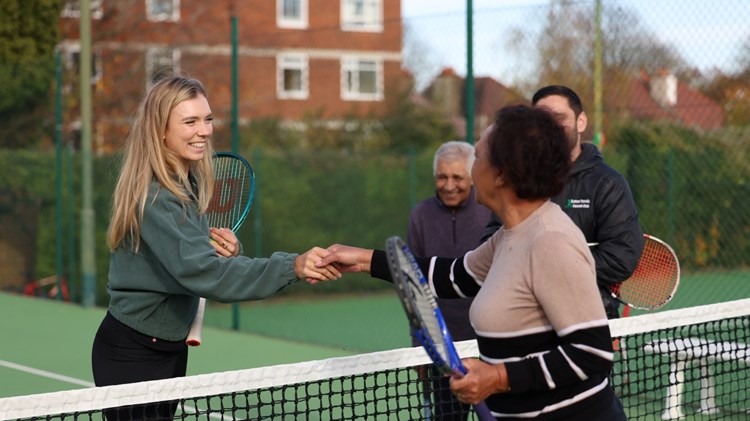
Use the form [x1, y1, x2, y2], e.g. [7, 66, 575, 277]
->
[293, 244, 374, 284]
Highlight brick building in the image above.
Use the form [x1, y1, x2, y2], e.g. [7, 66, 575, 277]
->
[422, 67, 725, 141]
[421, 67, 527, 140]
[59, 0, 403, 152]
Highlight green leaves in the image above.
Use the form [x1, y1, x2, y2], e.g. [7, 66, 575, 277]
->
[0, 0, 61, 148]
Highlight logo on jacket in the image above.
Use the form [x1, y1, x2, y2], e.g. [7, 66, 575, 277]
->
[565, 198, 591, 209]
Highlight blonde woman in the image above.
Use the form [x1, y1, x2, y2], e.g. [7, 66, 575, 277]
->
[92, 77, 338, 417]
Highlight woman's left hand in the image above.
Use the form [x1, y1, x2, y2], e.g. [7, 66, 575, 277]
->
[450, 358, 509, 404]
[210, 227, 239, 257]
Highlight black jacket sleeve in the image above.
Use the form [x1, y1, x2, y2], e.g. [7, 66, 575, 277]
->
[590, 173, 645, 287]
[370, 250, 481, 298]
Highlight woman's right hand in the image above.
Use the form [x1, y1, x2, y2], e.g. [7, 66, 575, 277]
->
[315, 244, 374, 274]
[295, 247, 342, 284]
[450, 358, 510, 404]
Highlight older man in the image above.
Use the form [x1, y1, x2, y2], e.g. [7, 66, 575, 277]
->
[407, 140, 491, 420]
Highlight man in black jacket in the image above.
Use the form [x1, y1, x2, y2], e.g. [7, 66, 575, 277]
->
[482, 85, 644, 319]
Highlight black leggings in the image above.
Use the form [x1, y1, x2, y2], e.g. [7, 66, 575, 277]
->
[91, 312, 188, 420]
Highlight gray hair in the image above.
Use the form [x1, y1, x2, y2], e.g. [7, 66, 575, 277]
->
[433, 141, 476, 178]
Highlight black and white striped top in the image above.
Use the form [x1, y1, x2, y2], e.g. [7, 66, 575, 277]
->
[373, 201, 618, 420]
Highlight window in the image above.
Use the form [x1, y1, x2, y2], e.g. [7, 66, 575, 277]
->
[146, 0, 180, 22]
[277, 0, 308, 29]
[341, 56, 383, 101]
[63, 43, 102, 85]
[146, 48, 181, 88]
[61, 0, 103, 19]
[341, 0, 382, 32]
[277, 54, 309, 100]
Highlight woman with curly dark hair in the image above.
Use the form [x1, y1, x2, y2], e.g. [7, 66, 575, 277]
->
[319, 105, 626, 420]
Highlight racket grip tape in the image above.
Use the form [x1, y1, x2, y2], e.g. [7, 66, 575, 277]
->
[186, 298, 206, 346]
[474, 402, 495, 421]
[451, 369, 495, 420]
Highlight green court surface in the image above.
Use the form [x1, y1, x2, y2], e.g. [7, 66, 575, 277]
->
[201, 270, 750, 350]
[2, 268, 748, 407]
[203, 292, 413, 353]
[0, 292, 355, 399]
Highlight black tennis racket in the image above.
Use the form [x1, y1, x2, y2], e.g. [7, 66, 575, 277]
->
[385, 236, 494, 421]
[186, 152, 256, 346]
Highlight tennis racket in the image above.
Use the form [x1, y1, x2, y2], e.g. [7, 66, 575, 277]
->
[186, 152, 256, 346]
[385, 236, 495, 421]
[595, 234, 680, 310]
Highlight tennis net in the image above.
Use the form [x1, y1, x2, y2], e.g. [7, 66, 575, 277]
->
[2, 298, 749, 420]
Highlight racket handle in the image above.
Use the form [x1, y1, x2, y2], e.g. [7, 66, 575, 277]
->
[474, 401, 495, 421]
[452, 368, 495, 420]
[186, 298, 206, 346]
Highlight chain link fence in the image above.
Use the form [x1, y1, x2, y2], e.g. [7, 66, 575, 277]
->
[1, 1, 749, 328]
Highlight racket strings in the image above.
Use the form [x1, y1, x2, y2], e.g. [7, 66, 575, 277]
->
[619, 239, 679, 307]
[414, 283, 452, 360]
[207, 157, 253, 230]
[387, 237, 494, 420]
[398, 253, 453, 371]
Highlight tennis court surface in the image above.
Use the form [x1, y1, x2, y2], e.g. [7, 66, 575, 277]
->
[0, 291, 353, 400]
[2, 295, 749, 420]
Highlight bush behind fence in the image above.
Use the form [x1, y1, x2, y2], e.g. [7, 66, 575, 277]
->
[2, 0, 749, 334]
[1, 121, 749, 306]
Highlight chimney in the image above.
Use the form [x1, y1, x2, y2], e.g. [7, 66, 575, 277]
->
[427, 67, 463, 116]
[649, 69, 677, 108]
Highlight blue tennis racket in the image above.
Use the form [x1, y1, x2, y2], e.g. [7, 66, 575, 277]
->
[186, 152, 256, 346]
[385, 236, 494, 421]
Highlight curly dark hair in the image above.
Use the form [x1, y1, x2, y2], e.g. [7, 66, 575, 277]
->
[487, 105, 571, 200]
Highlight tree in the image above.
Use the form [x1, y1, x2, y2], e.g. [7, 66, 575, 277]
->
[372, 79, 458, 153]
[502, 0, 690, 133]
[599, 4, 687, 77]
[701, 36, 750, 126]
[0, 0, 61, 149]
[401, 22, 441, 93]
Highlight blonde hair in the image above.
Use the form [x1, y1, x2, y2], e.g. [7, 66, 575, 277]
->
[107, 76, 215, 251]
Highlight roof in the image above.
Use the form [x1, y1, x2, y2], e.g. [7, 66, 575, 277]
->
[616, 73, 724, 130]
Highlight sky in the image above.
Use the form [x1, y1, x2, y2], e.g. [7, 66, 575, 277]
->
[400, 0, 749, 86]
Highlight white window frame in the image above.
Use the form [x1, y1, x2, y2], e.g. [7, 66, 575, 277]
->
[340, 0, 382, 32]
[277, 0, 308, 29]
[146, 48, 181, 89]
[341, 56, 383, 101]
[277, 54, 309, 100]
[146, 0, 180, 22]
[62, 43, 102, 85]
[62, 0, 103, 19]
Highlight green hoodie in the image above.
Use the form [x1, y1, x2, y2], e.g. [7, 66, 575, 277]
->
[107, 181, 299, 341]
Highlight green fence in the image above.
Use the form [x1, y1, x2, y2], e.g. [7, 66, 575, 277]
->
[1, 126, 748, 304]
[1, 0, 749, 334]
